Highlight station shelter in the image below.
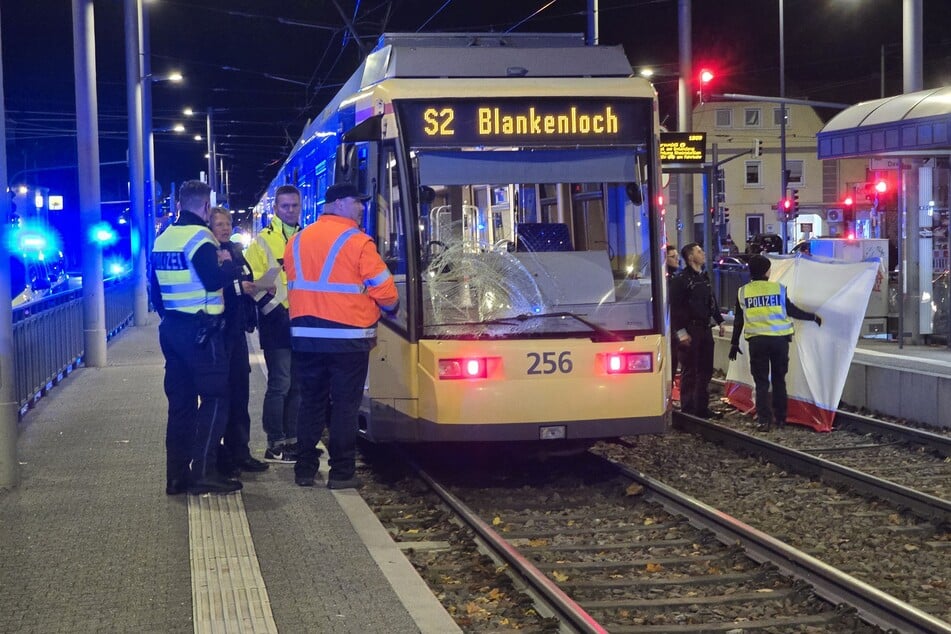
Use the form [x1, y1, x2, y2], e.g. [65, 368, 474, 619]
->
[817, 86, 951, 344]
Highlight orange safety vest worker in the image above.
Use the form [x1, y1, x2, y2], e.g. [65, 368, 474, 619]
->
[284, 214, 399, 352]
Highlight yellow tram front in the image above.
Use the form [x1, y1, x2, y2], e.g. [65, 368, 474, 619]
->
[359, 81, 671, 443]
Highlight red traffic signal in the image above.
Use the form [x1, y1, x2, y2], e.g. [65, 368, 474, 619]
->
[781, 198, 792, 211]
[699, 69, 714, 84]
[843, 196, 854, 207]
[875, 180, 888, 194]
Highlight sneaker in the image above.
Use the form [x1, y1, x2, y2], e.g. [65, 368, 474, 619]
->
[264, 444, 297, 463]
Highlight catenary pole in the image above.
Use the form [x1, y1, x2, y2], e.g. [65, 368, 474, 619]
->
[677, 0, 693, 249]
[74, 0, 107, 367]
[0, 6, 21, 488]
[125, 0, 148, 325]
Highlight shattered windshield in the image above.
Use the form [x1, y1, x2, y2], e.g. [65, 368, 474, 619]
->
[413, 151, 658, 339]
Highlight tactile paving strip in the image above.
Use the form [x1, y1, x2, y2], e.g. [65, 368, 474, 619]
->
[188, 493, 278, 633]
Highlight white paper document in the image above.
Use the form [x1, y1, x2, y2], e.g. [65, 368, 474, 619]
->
[256, 266, 281, 289]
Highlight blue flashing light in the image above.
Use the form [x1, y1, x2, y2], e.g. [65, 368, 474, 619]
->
[106, 259, 129, 276]
[8, 222, 62, 260]
[89, 221, 118, 246]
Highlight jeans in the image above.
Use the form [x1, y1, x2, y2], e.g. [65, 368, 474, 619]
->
[294, 350, 369, 482]
[262, 347, 300, 446]
[159, 314, 229, 483]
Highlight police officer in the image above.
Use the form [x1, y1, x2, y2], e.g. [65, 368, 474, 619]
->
[245, 185, 301, 463]
[669, 242, 725, 418]
[285, 183, 399, 490]
[152, 180, 241, 495]
[728, 254, 822, 430]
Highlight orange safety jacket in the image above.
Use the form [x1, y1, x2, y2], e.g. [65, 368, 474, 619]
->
[285, 214, 399, 352]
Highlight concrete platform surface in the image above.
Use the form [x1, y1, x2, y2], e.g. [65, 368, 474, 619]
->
[0, 317, 460, 634]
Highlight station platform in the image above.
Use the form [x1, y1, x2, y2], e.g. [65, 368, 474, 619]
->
[0, 318, 460, 634]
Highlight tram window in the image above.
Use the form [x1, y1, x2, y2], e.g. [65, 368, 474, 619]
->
[377, 146, 407, 329]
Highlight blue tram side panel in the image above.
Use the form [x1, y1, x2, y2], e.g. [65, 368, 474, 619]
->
[260, 33, 671, 443]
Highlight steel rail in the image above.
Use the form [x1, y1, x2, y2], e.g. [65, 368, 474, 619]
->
[833, 409, 951, 458]
[674, 411, 951, 524]
[407, 459, 608, 634]
[609, 458, 951, 634]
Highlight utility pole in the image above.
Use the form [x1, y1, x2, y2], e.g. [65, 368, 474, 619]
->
[0, 6, 20, 488]
[125, 0, 148, 326]
[677, 0, 693, 249]
[74, 0, 107, 367]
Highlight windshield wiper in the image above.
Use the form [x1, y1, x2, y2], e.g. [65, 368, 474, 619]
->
[513, 311, 627, 342]
[427, 311, 627, 342]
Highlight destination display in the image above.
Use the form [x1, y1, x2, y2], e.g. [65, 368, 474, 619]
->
[659, 132, 706, 163]
[396, 99, 649, 147]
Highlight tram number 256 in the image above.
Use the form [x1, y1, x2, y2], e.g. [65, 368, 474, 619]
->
[526, 351, 573, 375]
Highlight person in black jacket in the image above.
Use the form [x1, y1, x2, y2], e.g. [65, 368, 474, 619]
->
[728, 254, 822, 430]
[669, 242, 725, 418]
[209, 208, 270, 476]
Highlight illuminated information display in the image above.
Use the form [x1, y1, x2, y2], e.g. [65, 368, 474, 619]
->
[396, 99, 650, 148]
[659, 132, 707, 163]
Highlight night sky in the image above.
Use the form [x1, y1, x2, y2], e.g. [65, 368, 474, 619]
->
[3, 0, 951, 221]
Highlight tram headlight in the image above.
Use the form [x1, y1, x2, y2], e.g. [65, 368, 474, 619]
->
[438, 357, 488, 380]
[605, 352, 652, 374]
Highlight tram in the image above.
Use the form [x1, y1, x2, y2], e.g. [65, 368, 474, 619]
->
[258, 33, 671, 443]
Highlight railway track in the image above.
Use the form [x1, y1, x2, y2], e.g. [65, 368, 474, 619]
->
[360, 447, 947, 632]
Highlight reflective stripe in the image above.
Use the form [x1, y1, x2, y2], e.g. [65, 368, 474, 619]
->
[288, 228, 364, 294]
[160, 282, 205, 294]
[183, 230, 213, 258]
[261, 297, 282, 315]
[365, 269, 392, 287]
[291, 326, 376, 339]
[165, 296, 224, 309]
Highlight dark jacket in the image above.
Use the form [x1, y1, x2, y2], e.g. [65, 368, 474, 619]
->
[669, 266, 724, 333]
[220, 241, 257, 334]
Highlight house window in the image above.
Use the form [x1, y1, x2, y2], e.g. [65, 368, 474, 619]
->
[744, 108, 761, 127]
[747, 214, 764, 240]
[786, 160, 804, 186]
[773, 107, 789, 127]
[745, 161, 762, 187]
[715, 109, 732, 127]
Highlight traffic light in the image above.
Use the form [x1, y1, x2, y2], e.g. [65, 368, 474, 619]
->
[715, 169, 726, 204]
[752, 138, 762, 158]
[698, 68, 714, 103]
[791, 189, 800, 215]
[779, 198, 792, 217]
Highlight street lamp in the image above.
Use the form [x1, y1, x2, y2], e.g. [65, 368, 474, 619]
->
[183, 107, 218, 203]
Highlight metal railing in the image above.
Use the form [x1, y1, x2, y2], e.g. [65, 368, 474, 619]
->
[11, 276, 135, 416]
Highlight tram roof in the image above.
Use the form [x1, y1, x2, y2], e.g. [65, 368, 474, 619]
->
[363, 32, 636, 80]
[817, 85, 951, 159]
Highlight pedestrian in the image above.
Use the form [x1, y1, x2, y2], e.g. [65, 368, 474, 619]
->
[245, 185, 302, 463]
[152, 180, 241, 495]
[728, 254, 822, 430]
[669, 242, 726, 418]
[665, 244, 680, 384]
[665, 244, 680, 278]
[285, 183, 399, 490]
[209, 207, 270, 477]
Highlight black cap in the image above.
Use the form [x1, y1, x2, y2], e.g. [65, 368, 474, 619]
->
[325, 183, 370, 204]
[748, 254, 771, 278]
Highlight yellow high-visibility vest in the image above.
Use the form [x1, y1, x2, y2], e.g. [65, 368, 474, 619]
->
[153, 224, 224, 315]
[738, 280, 793, 338]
